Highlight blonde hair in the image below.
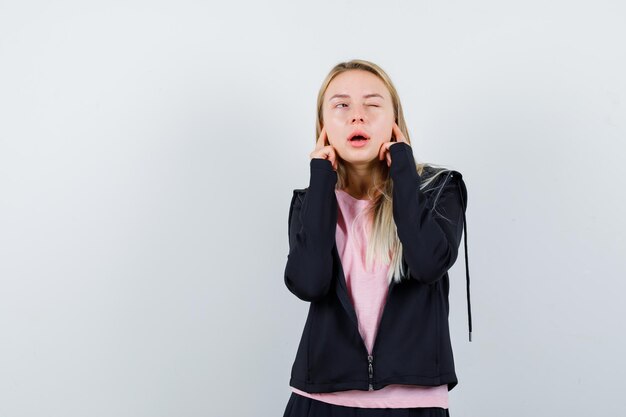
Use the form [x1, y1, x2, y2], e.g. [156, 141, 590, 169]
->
[316, 59, 453, 284]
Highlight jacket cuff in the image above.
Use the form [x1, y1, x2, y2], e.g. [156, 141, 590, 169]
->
[309, 158, 337, 189]
[389, 142, 420, 184]
[310, 157, 334, 170]
[301, 157, 337, 243]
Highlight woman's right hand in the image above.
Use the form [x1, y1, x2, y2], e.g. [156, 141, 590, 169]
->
[309, 126, 338, 171]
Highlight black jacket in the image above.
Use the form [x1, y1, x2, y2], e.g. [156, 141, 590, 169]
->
[283, 142, 471, 393]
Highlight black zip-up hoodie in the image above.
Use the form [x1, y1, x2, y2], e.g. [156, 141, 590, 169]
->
[284, 142, 471, 393]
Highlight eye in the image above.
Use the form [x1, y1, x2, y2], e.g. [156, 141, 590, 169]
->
[367, 104, 380, 107]
[335, 103, 348, 108]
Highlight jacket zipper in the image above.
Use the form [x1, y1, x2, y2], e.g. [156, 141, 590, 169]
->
[367, 355, 374, 390]
[347, 282, 393, 392]
[333, 244, 397, 392]
[367, 279, 395, 391]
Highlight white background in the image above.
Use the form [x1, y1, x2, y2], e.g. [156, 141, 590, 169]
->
[1, 1, 625, 416]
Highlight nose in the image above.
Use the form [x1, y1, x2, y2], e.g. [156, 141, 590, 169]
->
[351, 108, 365, 124]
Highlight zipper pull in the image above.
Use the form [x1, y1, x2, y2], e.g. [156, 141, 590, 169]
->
[367, 355, 374, 391]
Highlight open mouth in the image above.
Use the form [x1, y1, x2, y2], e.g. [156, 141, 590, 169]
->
[347, 130, 371, 142]
[349, 135, 369, 142]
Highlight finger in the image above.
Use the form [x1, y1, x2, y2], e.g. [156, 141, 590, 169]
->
[316, 126, 327, 150]
[310, 146, 331, 161]
[378, 143, 385, 160]
[328, 149, 337, 171]
[393, 123, 407, 143]
[392, 123, 400, 141]
[379, 142, 389, 161]
[386, 152, 391, 167]
[315, 127, 323, 149]
[391, 123, 400, 141]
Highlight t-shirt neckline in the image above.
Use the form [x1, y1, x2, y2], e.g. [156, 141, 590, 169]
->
[336, 188, 372, 204]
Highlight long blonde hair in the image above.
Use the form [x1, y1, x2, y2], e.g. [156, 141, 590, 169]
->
[316, 59, 452, 284]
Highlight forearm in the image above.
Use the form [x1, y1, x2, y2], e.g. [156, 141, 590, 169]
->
[389, 143, 464, 284]
[284, 158, 338, 301]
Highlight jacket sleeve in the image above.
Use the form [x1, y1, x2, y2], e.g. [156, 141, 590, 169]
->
[389, 142, 467, 285]
[283, 158, 338, 301]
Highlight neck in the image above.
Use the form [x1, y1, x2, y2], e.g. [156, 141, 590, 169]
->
[341, 160, 383, 199]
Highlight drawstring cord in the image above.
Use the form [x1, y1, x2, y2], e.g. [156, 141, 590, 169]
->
[457, 180, 472, 342]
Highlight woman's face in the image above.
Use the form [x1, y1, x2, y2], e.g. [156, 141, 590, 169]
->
[322, 69, 396, 165]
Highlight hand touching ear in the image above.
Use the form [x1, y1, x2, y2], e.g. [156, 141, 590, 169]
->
[379, 122, 410, 167]
[310, 126, 338, 171]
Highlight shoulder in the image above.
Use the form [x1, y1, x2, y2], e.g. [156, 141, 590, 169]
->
[421, 165, 467, 209]
[291, 187, 308, 202]
[288, 188, 308, 217]
[420, 165, 463, 187]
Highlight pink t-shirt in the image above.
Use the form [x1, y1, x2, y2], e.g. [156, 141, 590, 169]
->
[291, 188, 449, 409]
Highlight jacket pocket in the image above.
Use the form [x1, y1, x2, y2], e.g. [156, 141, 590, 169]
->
[291, 303, 315, 384]
[307, 295, 369, 384]
[374, 280, 440, 380]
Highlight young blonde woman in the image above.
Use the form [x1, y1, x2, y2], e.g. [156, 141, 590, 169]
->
[282, 59, 472, 417]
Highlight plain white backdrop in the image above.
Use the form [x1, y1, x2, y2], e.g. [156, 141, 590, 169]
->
[1, 1, 625, 416]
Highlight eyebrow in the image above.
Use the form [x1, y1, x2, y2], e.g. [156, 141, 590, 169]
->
[328, 93, 385, 101]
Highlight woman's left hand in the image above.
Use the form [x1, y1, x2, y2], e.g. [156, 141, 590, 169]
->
[379, 122, 410, 167]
